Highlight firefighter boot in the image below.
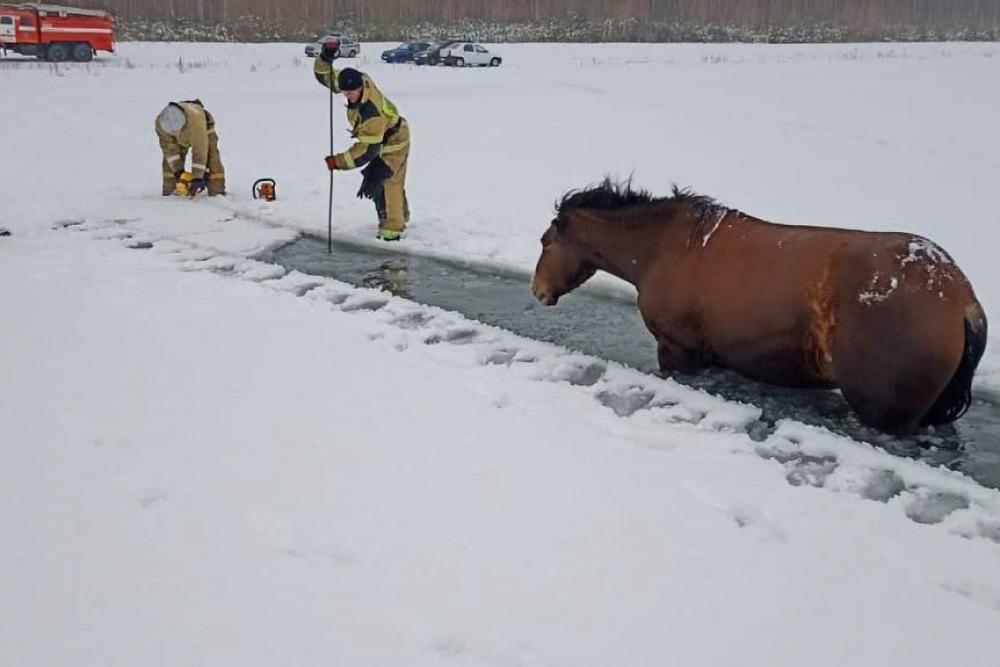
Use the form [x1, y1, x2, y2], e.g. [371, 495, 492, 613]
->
[207, 172, 226, 196]
[376, 228, 405, 241]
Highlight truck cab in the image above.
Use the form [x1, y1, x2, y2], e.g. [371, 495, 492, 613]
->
[0, 3, 115, 61]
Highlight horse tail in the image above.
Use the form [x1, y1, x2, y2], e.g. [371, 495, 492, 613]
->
[921, 304, 988, 426]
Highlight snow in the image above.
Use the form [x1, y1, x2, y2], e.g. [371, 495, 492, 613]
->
[859, 273, 900, 305]
[904, 237, 953, 267]
[700, 208, 729, 247]
[2, 41, 1000, 665]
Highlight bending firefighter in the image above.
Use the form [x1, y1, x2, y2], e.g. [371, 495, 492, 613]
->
[314, 45, 411, 241]
[155, 100, 226, 197]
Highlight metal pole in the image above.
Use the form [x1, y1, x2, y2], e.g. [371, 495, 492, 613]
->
[327, 73, 334, 254]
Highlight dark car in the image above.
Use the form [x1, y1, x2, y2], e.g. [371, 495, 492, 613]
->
[413, 39, 467, 66]
[381, 41, 433, 64]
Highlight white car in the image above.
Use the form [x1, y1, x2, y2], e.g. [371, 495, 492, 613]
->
[304, 34, 361, 58]
[441, 42, 502, 67]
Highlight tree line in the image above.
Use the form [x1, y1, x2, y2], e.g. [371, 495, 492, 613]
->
[71, 0, 1000, 40]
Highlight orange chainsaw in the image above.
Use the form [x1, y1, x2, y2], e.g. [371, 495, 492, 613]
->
[253, 178, 277, 202]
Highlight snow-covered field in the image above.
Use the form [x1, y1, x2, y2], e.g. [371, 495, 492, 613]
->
[2, 42, 1000, 665]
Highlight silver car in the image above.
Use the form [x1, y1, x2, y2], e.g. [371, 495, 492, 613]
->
[305, 34, 361, 58]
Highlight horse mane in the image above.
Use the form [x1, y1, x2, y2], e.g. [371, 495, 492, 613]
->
[556, 178, 725, 223]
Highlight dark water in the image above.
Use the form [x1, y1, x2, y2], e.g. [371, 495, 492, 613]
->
[263, 234, 1000, 490]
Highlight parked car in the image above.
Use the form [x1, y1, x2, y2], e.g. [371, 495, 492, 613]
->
[304, 34, 361, 58]
[413, 39, 467, 66]
[381, 41, 433, 63]
[442, 42, 502, 67]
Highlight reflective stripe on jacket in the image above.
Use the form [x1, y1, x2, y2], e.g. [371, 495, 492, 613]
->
[313, 57, 406, 170]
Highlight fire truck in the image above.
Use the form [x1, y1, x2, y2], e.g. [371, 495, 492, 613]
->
[0, 3, 114, 62]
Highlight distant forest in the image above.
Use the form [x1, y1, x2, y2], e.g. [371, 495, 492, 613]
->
[72, 1, 1000, 42]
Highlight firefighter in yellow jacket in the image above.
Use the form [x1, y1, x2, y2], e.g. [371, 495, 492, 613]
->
[314, 49, 410, 241]
[155, 99, 226, 197]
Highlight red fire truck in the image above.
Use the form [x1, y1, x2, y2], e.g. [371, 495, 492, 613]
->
[0, 3, 114, 62]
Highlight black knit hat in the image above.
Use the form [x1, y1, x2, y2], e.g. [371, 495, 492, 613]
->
[337, 68, 363, 92]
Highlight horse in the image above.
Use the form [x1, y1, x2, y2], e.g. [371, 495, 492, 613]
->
[530, 179, 988, 434]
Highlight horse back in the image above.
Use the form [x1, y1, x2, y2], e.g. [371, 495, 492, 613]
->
[833, 231, 976, 310]
[642, 217, 980, 389]
[639, 218, 857, 385]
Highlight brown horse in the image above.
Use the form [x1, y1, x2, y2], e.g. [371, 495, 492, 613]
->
[531, 179, 988, 434]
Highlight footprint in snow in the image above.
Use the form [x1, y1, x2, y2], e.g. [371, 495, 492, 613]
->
[483, 348, 518, 366]
[552, 361, 607, 386]
[595, 389, 655, 417]
[341, 296, 389, 312]
[783, 454, 839, 488]
[424, 328, 478, 345]
[289, 281, 324, 297]
[904, 490, 969, 525]
[390, 311, 434, 330]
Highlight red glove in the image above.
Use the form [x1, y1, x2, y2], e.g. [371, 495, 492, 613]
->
[320, 42, 341, 62]
[325, 155, 339, 170]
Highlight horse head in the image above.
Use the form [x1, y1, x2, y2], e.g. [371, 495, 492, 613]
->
[531, 213, 597, 306]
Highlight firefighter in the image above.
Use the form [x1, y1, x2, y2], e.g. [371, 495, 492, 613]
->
[314, 46, 410, 241]
[155, 99, 226, 197]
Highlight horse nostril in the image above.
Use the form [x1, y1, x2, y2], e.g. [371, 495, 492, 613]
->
[531, 277, 556, 305]
[534, 290, 557, 306]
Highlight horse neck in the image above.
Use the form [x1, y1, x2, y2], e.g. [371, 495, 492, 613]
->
[571, 207, 688, 285]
